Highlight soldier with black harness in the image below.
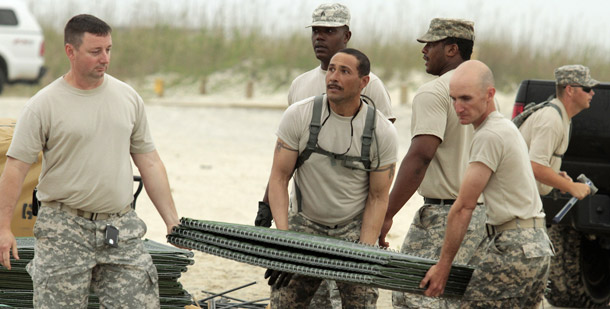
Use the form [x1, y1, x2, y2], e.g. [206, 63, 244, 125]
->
[265, 48, 398, 308]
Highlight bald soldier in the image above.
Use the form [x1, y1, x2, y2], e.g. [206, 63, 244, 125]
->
[421, 60, 553, 308]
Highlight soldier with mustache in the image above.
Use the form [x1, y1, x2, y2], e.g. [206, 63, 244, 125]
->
[267, 48, 398, 308]
[258, 4, 395, 308]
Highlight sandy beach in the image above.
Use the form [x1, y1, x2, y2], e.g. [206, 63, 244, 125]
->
[3, 92, 559, 308]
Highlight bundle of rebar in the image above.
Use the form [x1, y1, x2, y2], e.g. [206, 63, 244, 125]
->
[0, 237, 194, 308]
[167, 217, 474, 297]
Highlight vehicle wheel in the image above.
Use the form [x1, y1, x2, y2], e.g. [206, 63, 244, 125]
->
[581, 235, 610, 304]
[0, 66, 5, 94]
[546, 225, 610, 307]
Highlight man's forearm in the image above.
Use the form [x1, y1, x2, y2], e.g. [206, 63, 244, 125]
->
[268, 178, 290, 230]
[0, 184, 20, 229]
[360, 194, 388, 245]
[386, 153, 429, 219]
[142, 165, 179, 232]
[437, 202, 473, 266]
[532, 162, 572, 192]
[0, 159, 31, 229]
[134, 152, 179, 233]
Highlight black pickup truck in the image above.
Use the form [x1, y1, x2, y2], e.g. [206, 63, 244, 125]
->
[513, 80, 610, 307]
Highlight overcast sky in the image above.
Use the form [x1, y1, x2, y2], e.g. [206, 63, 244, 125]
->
[23, 0, 610, 59]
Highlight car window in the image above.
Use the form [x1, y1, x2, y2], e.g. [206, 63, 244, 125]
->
[0, 9, 18, 26]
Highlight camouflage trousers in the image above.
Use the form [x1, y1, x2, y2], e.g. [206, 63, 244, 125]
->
[270, 212, 378, 309]
[461, 226, 553, 308]
[393, 203, 486, 309]
[26, 205, 159, 309]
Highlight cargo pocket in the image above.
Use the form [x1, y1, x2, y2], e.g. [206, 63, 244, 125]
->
[414, 205, 432, 229]
[147, 263, 159, 285]
[145, 262, 159, 297]
[26, 261, 48, 290]
[522, 242, 554, 258]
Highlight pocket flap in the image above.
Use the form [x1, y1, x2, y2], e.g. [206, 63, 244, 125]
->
[522, 242, 554, 258]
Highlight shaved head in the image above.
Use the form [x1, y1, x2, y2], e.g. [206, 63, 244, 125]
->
[450, 60, 496, 128]
[452, 60, 495, 92]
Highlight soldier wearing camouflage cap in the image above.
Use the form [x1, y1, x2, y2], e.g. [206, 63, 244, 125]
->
[519, 64, 597, 199]
[416, 18, 475, 43]
[554, 64, 599, 88]
[379, 17, 487, 308]
[286, 3, 395, 122]
[518, 65, 597, 301]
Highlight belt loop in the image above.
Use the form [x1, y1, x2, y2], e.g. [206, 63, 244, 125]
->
[485, 224, 494, 237]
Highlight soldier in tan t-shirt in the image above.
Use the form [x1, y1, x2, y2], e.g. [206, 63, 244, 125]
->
[287, 3, 395, 122]
[379, 18, 487, 308]
[518, 65, 598, 307]
[519, 64, 598, 199]
[267, 49, 397, 309]
[261, 4, 395, 308]
[0, 14, 179, 308]
[421, 60, 553, 308]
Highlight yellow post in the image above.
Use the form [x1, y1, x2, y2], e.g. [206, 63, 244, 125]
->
[400, 84, 408, 105]
[246, 80, 254, 99]
[199, 77, 207, 95]
[154, 78, 164, 97]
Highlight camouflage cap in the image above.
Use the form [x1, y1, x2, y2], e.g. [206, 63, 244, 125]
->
[417, 18, 475, 43]
[554, 64, 599, 87]
[307, 3, 350, 28]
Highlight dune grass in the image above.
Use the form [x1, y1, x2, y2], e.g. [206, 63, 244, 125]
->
[5, 15, 610, 97]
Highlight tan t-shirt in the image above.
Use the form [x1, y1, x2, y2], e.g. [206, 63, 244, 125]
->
[8, 75, 155, 213]
[470, 111, 544, 225]
[411, 70, 473, 199]
[518, 98, 570, 195]
[287, 66, 395, 121]
[277, 95, 398, 226]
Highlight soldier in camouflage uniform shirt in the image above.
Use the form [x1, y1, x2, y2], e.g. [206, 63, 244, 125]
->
[421, 60, 553, 308]
[0, 14, 180, 308]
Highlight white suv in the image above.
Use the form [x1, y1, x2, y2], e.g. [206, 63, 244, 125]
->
[0, 0, 45, 94]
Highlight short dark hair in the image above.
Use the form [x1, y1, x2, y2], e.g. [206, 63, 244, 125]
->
[337, 48, 370, 77]
[443, 37, 473, 60]
[64, 14, 112, 49]
[556, 84, 566, 98]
